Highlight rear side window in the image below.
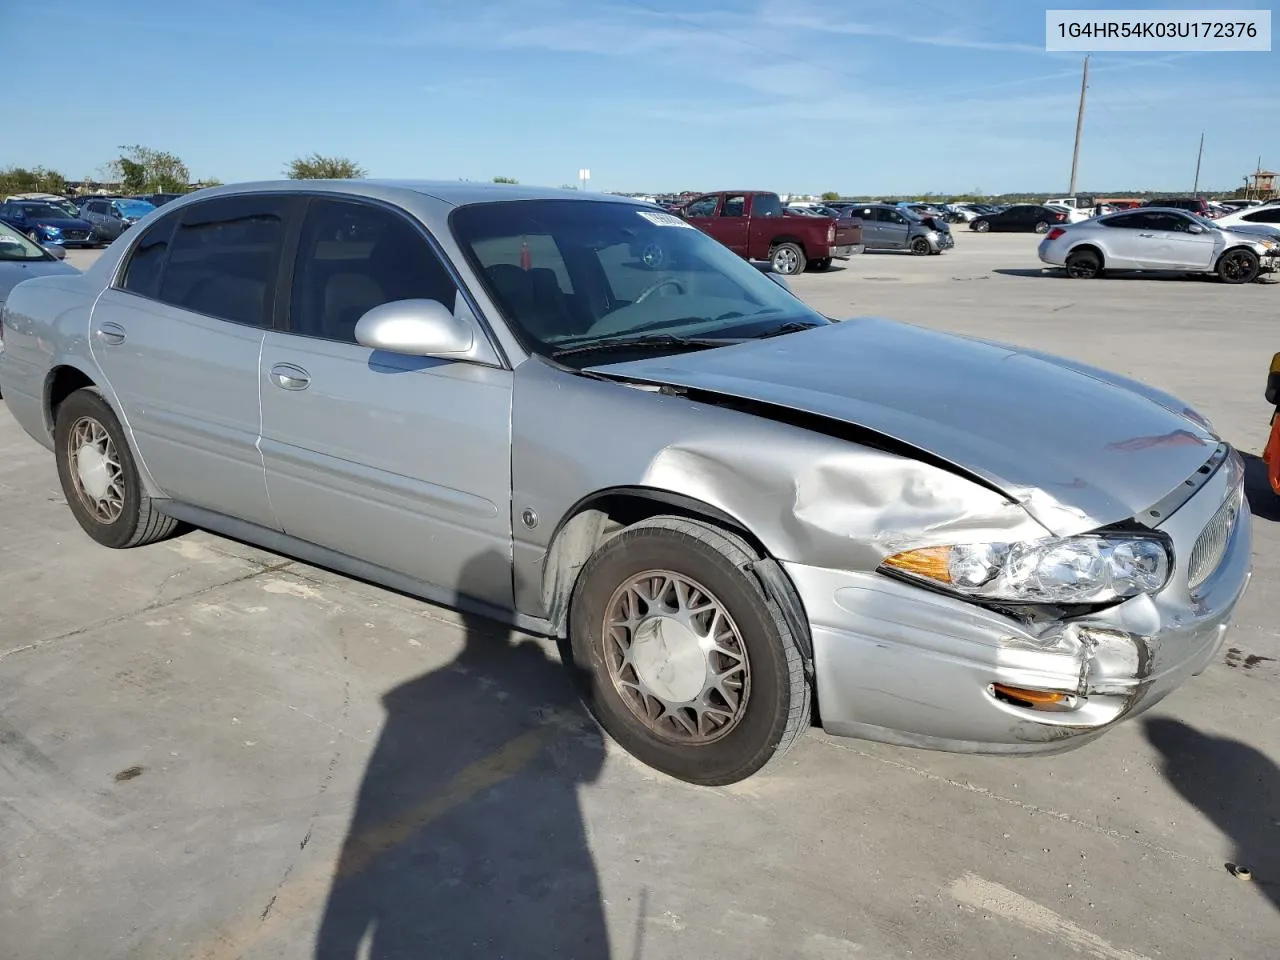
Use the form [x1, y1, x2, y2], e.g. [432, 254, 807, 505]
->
[751, 193, 783, 217]
[155, 195, 291, 327]
[1244, 207, 1280, 224]
[120, 211, 179, 298]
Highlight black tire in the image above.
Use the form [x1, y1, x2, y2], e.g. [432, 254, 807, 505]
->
[1033, 220, 1050, 234]
[1217, 248, 1260, 284]
[770, 242, 806, 276]
[54, 387, 180, 549]
[569, 516, 810, 786]
[1065, 249, 1102, 279]
[909, 236, 931, 256]
[972, 219, 990, 233]
[812, 257, 832, 271]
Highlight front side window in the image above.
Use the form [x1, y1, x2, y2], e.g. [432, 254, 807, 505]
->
[684, 196, 718, 217]
[452, 199, 829, 361]
[155, 194, 291, 327]
[288, 198, 458, 344]
[720, 195, 745, 217]
[1102, 213, 1146, 229]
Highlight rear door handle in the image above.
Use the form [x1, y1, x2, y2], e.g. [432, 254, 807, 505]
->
[270, 363, 311, 391]
[96, 321, 126, 345]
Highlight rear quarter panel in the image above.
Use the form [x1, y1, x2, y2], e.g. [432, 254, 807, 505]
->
[0, 275, 102, 451]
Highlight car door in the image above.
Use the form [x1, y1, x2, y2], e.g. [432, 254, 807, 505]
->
[682, 194, 724, 243]
[258, 195, 514, 609]
[1143, 212, 1217, 269]
[878, 207, 911, 248]
[1097, 211, 1155, 268]
[852, 207, 882, 247]
[83, 201, 108, 238]
[87, 194, 290, 529]
[714, 194, 750, 255]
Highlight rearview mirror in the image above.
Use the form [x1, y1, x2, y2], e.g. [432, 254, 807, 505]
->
[354, 299, 475, 357]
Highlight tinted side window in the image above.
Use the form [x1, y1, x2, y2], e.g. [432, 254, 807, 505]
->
[1102, 213, 1146, 229]
[684, 196, 718, 217]
[156, 195, 290, 327]
[120, 211, 180, 298]
[751, 193, 783, 217]
[1146, 212, 1190, 232]
[1245, 208, 1280, 223]
[721, 195, 745, 217]
[288, 198, 458, 344]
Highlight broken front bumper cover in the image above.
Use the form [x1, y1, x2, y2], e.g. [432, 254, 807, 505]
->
[784, 456, 1252, 754]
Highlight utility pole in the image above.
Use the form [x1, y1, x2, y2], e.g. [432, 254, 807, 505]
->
[1067, 55, 1090, 198]
[1192, 131, 1205, 195]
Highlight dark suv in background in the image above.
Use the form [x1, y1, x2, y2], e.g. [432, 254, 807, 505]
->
[1141, 197, 1214, 218]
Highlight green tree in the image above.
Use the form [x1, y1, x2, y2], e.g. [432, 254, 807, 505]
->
[284, 154, 366, 179]
[820, 191, 841, 202]
[492, 176, 519, 184]
[111, 145, 190, 193]
[0, 166, 69, 195]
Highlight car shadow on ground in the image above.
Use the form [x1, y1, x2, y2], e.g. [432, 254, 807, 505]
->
[1145, 718, 1280, 913]
[1242, 453, 1280, 522]
[313, 550, 611, 959]
[992, 267, 1208, 282]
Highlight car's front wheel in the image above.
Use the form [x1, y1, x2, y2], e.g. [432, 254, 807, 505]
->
[909, 236, 931, 256]
[569, 517, 810, 786]
[1218, 248, 1260, 284]
[54, 387, 180, 549]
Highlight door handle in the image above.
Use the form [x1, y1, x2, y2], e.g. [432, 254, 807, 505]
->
[270, 363, 311, 391]
[1137, 233, 1154, 238]
[96, 321, 126, 345]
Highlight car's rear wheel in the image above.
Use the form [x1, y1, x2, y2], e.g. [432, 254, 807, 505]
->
[1217, 248, 1260, 284]
[1065, 249, 1102, 279]
[972, 219, 990, 233]
[569, 516, 810, 786]
[770, 242, 806, 275]
[909, 236, 931, 256]
[54, 388, 180, 549]
[1033, 220, 1050, 234]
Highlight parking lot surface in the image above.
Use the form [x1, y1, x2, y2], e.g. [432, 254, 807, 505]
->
[3, 234, 1278, 959]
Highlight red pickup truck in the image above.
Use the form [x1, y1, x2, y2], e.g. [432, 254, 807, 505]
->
[677, 191, 863, 275]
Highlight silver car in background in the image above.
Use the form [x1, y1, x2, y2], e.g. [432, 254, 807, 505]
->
[1038, 206, 1280, 283]
[0, 181, 1252, 785]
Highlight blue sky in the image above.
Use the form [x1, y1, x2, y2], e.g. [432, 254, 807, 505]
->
[10, 0, 1279, 193]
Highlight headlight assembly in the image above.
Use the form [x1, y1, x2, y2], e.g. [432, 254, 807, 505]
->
[881, 534, 1172, 604]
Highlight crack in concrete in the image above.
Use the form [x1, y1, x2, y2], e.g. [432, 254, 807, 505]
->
[0, 558, 296, 663]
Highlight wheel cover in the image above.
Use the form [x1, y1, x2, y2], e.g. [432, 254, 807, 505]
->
[1222, 251, 1253, 281]
[774, 248, 798, 273]
[602, 570, 751, 745]
[68, 416, 124, 523]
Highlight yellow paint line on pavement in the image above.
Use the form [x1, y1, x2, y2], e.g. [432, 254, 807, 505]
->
[190, 727, 551, 960]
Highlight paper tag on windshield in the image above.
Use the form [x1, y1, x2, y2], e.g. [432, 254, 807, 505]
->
[637, 211, 693, 228]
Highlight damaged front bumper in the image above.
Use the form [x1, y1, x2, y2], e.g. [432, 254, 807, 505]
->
[785, 451, 1252, 754]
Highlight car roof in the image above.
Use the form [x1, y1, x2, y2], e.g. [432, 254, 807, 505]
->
[163, 179, 645, 209]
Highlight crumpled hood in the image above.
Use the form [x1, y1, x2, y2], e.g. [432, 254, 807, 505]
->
[588, 317, 1219, 535]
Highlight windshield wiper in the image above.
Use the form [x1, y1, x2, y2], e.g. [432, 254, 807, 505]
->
[755, 320, 824, 338]
[551, 333, 741, 360]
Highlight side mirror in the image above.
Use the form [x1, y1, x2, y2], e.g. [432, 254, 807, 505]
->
[1187, 224, 1206, 234]
[354, 299, 474, 357]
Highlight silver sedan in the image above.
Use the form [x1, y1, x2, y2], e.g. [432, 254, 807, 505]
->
[0, 181, 1252, 784]
[1037, 206, 1279, 282]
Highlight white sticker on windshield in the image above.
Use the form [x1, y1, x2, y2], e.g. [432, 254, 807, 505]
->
[637, 210, 694, 228]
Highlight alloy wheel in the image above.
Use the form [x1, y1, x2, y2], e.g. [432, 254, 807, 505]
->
[602, 570, 751, 745]
[67, 416, 125, 523]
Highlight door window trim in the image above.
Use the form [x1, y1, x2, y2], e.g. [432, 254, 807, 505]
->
[280, 192, 510, 370]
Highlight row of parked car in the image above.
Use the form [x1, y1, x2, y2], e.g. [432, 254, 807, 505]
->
[0, 191, 185, 250]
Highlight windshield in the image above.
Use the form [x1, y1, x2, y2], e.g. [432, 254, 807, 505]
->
[115, 199, 156, 217]
[0, 221, 52, 261]
[15, 203, 72, 220]
[451, 200, 829, 361]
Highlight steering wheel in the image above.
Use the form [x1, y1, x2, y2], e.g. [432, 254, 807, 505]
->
[633, 277, 686, 304]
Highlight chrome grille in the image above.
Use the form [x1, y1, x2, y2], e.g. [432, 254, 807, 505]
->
[62, 229, 89, 241]
[1187, 490, 1240, 591]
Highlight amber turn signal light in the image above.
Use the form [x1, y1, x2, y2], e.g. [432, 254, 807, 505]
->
[991, 684, 1070, 709]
